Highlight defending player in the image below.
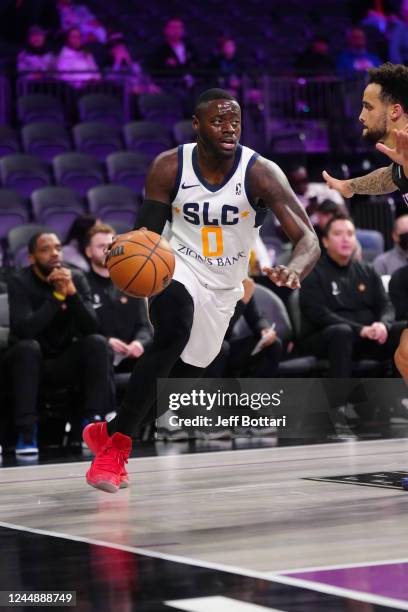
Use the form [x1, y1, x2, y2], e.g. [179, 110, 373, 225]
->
[322, 63, 408, 384]
[84, 88, 320, 493]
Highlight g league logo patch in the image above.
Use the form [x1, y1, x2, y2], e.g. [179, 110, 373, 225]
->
[236, 182, 241, 196]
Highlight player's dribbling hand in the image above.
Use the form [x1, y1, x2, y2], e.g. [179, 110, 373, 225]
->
[263, 265, 301, 289]
[104, 227, 148, 267]
[322, 170, 354, 198]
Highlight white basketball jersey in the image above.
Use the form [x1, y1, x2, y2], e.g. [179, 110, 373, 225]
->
[168, 143, 262, 290]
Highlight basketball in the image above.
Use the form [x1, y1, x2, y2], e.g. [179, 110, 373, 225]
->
[106, 229, 175, 297]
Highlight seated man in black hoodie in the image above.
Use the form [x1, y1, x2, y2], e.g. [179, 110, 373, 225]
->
[3, 232, 113, 454]
[84, 223, 153, 373]
[299, 214, 405, 377]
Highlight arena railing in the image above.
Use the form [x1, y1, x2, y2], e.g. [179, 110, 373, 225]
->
[11, 70, 368, 149]
[16, 70, 131, 122]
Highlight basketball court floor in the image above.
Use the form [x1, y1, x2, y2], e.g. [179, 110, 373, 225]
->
[1, 438, 408, 611]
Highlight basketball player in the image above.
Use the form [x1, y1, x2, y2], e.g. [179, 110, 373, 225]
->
[322, 63, 408, 386]
[84, 88, 320, 493]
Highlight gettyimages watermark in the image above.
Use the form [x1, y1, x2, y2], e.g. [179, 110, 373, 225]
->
[156, 378, 408, 439]
[167, 387, 286, 429]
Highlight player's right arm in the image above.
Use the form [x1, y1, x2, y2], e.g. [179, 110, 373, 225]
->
[136, 149, 179, 233]
[105, 150, 178, 260]
[322, 165, 398, 198]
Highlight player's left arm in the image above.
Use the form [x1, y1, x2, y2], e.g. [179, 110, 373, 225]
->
[248, 157, 320, 288]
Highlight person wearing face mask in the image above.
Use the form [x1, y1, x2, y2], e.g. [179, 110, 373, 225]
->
[389, 260, 408, 320]
[373, 214, 408, 275]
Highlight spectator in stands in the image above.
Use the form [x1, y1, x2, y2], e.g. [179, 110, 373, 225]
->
[3, 231, 113, 454]
[294, 36, 336, 75]
[299, 215, 405, 376]
[206, 278, 282, 378]
[57, 0, 107, 44]
[373, 214, 408, 275]
[63, 215, 97, 273]
[85, 223, 153, 372]
[287, 164, 346, 225]
[207, 38, 244, 98]
[147, 18, 200, 83]
[336, 27, 382, 75]
[17, 25, 55, 79]
[105, 32, 160, 94]
[388, 0, 408, 65]
[55, 26, 100, 88]
[389, 264, 408, 319]
[313, 199, 341, 250]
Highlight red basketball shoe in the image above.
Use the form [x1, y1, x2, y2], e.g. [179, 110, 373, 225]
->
[84, 424, 130, 490]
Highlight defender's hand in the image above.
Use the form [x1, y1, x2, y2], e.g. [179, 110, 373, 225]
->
[376, 129, 408, 169]
[322, 170, 354, 198]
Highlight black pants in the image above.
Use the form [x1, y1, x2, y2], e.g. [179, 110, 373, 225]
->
[3, 334, 114, 430]
[109, 281, 205, 437]
[206, 336, 283, 378]
[301, 322, 406, 377]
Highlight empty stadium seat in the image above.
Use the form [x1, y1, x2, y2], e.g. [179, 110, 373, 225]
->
[106, 151, 149, 194]
[73, 122, 123, 162]
[138, 93, 183, 128]
[0, 189, 29, 240]
[7, 223, 53, 268]
[17, 94, 65, 125]
[356, 228, 385, 262]
[0, 154, 51, 198]
[22, 123, 71, 163]
[232, 284, 318, 375]
[87, 184, 139, 226]
[123, 121, 172, 159]
[31, 186, 86, 239]
[0, 126, 20, 158]
[78, 93, 123, 125]
[53, 152, 104, 198]
[173, 120, 195, 144]
[108, 219, 133, 234]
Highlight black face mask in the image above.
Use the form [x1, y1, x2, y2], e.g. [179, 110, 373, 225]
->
[399, 232, 408, 251]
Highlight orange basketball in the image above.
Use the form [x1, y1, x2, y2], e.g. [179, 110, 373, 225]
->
[106, 229, 175, 297]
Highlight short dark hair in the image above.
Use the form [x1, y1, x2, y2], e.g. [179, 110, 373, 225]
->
[368, 62, 408, 114]
[28, 231, 59, 254]
[194, 88, 238, 116]
[322, 214, 355, 238]
[318, 199, 340, 214]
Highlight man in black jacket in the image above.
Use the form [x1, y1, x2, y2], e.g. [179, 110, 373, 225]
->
[85, 223, 153, 372]
[147, 18, 199, 79]
[300, 215, 405, 377]
[3, 232, 113, 454]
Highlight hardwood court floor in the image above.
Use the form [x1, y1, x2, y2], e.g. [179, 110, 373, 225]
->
[1, 439, 408, 611]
